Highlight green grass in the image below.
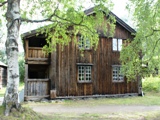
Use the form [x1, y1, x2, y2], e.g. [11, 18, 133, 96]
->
[0, 105, 54, 120]
[60, 92, 160, 106]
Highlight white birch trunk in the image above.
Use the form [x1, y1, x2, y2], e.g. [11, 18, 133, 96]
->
[4, 0, 21, 116]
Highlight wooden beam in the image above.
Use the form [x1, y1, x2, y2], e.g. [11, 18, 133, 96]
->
[25, 40, 29, 60]
[56, 93, 138, 99]
[24, 64, 28, 96]
[29, 47, 43, 50]
[24, 95, 50, 101]
[27, 61, 50, 65]
[27, 79, 50, 82]
[27, 58, 49, 61]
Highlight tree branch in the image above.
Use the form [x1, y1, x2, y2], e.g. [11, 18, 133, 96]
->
[0, 1, 7, 7]
[21, 3, 95, 35]
[145, 28, 160, 38]
[145, 38, 160, 62]
[21, 4, 59, 23]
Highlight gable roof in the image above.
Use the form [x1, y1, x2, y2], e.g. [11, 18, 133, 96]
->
[84, 7, 136, 34]
[22, 6, 136, 39]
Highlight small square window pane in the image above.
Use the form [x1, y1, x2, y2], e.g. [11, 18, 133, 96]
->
[86, 38, 90, 49]
[112, 66, 124, 81]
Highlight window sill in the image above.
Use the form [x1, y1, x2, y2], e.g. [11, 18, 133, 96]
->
[76, 63, 93, 66]
[79, 48, 92, 51]
[112, 80, 124, 83]
[77, 81, 92, 84]
[112, 50, 121, 52]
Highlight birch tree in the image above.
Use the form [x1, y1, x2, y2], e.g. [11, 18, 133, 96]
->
[0, 0, 115, 116]
[120, 0, 160, 79]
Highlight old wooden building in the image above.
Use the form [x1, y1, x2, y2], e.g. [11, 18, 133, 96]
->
[0, 61, 7, 89]
[22, 7, 139, 100]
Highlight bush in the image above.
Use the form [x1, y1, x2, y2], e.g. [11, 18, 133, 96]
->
[143, 76, 160, 92]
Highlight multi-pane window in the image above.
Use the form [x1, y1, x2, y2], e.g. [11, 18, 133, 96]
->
[78, 66, 91, 82]
[112, 38, 122, 51]
[78, 36, 90, 49]
[112, 66, 124, 82]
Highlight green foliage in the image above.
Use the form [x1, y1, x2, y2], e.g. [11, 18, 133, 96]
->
[20, 0, 115, 53]
[143, 76, 160, 92]
[0, 50, 7, 64]
[18, 53, 25, 82]
[120, 0, 160, 80]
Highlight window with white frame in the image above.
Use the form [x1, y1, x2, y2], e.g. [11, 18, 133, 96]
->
[78, 66, 92, 82]
[112, 65, 124, 82]
[112, 38, 122, 51]
[78, 36, 90, 49]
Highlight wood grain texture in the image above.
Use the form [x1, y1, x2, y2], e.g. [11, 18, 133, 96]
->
[24, 23, 138, 99]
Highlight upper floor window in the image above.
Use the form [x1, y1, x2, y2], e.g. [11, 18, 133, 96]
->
[78, 36, 90, 49]
[78, 65, 92, 83]
[112, 65, 124, 82]
[112, 38, 122, 51]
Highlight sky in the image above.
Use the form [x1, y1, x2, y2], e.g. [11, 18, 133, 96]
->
[112, 0, 129, 17]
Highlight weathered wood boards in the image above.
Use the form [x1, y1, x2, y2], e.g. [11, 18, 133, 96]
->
[23, 13, 138, 100]
[0, 67, 7, 89]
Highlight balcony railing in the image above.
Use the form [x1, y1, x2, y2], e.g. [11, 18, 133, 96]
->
[25, 47, 50, 64]
[28, 47, 48, 58]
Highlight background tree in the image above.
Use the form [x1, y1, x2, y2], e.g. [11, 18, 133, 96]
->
[0, 0, 115, 116]
[0, 50, 7, 64]
[120, 0, 160, 80]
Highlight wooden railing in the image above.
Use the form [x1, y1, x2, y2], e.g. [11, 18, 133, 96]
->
[28, 47, 48, 58]
[25, 40, 50, 64]
[25, 79, 50, 97]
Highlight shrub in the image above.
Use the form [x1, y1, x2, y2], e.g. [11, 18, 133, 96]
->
[142, 76, 160, 92]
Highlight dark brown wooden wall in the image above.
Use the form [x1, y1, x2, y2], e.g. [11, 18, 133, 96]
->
[49, 23, 138, 97]
[0, 67, 7, 89]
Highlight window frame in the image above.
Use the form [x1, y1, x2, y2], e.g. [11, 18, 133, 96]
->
[112, 65, 124, 83]
[78, 36, 91, 50]
[112, 38, 123, 52]
[77, 63, 93, 83]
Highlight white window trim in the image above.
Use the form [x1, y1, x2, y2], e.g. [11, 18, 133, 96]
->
[112, 65, 124, 82]
[77, 65, 92, 83]
[112, 38, 122, 51]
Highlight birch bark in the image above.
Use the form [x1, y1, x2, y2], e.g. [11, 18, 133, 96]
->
[4, 0, 21, 116]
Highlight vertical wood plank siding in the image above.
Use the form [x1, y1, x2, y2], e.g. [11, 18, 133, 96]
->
[24, 23, 138, 98]
[49, 23, 138, 97]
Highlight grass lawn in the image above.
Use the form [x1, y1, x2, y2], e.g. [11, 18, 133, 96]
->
[52, 92, 160, 106]
[0, 82, 24, 97]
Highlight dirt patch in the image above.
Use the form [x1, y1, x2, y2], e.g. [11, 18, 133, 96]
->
[27, 101, 160, 120]
[30, 104, 160, 114]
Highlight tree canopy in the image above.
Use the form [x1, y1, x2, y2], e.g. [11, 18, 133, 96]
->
[0, 0, 115, 116]
[120, 0, 160, 80]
